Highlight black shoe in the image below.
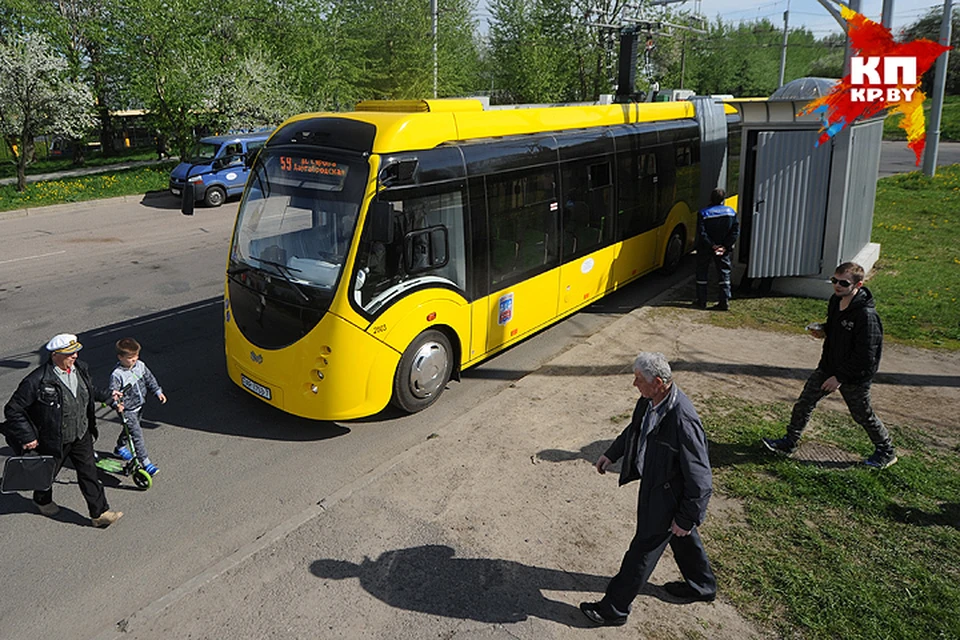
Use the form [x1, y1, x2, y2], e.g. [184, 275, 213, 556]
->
[663, 581, 716, 602]
[711, 302, 729, 311]
[762, 436, 797, 455]
[864, 448, 898, 469]
[579, 601, 627, 626]
[693, 300, 707, 309]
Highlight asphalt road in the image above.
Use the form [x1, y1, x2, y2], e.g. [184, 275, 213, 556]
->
[0, 139, 954, 639]
[878, 140, 960, 177]
[0, 191, 687, 640]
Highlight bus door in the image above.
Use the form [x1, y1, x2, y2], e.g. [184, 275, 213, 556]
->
[559, 159, 615, 314]
[481, 167, 561, 354]
[613, 145, 661, 284]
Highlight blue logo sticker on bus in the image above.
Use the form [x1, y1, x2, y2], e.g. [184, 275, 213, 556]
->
[498, 292, 514, 325]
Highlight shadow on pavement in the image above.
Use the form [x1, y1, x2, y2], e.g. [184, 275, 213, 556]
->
[309, 544, 611, 627]
[0, 487, 92, 525]
[15, 297, 352, 442]
[139, 190, 182, 211]
[537, 439, 613, 466]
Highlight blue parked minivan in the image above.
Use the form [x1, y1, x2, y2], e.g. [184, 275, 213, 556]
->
[169, 131, 272, 207]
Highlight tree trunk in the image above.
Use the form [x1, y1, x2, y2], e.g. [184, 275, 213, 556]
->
[16, 138, 34, 192]
[97, 99, 115, 157]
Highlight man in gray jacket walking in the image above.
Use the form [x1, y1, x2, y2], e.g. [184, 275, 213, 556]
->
[580, 352, 716, 627]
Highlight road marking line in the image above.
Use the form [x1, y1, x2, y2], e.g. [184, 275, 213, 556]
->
[0, 250, 67, 265]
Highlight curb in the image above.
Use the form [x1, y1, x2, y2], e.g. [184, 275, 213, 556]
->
[0, 194, 150, 222]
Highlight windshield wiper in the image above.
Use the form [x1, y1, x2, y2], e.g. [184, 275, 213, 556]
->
[251, 257, 310, 302]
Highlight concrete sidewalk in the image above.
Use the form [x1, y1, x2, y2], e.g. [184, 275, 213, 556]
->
[0, 158, 174, 188]
[96, 285, 960, 640]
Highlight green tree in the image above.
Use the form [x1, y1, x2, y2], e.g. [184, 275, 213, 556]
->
[1, 0, 125, 159]
[900, 8, 959, 95]
[487, 0, 608, 104]
[0, 32, 95, 190]
[808, 32, 845, 79]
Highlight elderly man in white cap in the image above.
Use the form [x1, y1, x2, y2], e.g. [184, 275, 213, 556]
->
[3, 334, 123, 527]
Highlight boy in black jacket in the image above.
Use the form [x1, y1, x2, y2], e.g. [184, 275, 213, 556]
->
[763, 262, 897, 469]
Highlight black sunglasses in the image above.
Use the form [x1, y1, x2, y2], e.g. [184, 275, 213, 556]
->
[830, 277, 854, 287]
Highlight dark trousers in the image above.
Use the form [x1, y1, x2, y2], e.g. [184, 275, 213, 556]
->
[602, 525, 716, 613]
[787, 368, 893, 451]
[695, 249, 732, 305]
[34, 430, 109, 518]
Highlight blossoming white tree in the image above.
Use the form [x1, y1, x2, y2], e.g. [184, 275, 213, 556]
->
[0, 32, 95, 191]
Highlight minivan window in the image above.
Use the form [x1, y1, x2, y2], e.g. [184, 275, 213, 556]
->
[189, 142, 219, 163]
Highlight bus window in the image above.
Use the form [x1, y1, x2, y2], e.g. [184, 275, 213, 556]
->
[354, 184, 467, 315]
[617, 151, 659, 240]
[562, 161, 612, 259]
[486, 168, 558, 287]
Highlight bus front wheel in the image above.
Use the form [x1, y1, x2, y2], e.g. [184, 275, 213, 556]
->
[661, 228, 684, 274]
[204, 186, 226, 207]
[392, 329, 453, 413]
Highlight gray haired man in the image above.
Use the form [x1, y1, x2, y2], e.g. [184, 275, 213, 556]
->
[581, 352, 716, 627]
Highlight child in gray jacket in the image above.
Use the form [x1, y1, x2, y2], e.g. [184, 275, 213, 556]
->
[109, 337, 167, 475]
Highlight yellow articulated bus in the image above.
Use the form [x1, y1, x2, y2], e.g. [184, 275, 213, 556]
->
[220, 98, 740, 420]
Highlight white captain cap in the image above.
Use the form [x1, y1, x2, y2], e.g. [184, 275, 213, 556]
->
[45, 333, 83, 354]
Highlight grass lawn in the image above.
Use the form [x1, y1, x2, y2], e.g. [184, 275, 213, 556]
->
[700, 396, 960, 640]
[0, 163, 175, 212]
[884, 94, 960, 141]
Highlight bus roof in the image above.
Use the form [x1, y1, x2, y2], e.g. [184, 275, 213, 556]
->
[277, 98, 737, 155]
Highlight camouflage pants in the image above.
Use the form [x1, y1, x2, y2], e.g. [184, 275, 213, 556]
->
[787, 368, 893, 451]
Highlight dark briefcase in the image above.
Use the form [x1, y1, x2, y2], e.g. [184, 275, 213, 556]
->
[1, 452, 58, 494]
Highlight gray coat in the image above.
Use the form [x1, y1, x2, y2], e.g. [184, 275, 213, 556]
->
[603, 385, 712, 533]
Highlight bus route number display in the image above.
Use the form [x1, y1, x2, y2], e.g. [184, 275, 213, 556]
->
[278, 156, 349, 189]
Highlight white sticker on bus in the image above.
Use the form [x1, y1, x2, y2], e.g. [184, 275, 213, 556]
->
[498, 292, 514, 325]
[581, 257, 595, 274]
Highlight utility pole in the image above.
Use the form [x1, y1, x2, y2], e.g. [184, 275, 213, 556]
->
[680, 33, 686, 89]
[881, 0, 894, 28]
[778, 0, 790, 87]
[431, 0, 438, 98]
[922, 0, 954, 177]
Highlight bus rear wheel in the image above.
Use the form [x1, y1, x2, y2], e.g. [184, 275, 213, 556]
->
[392, 329, 453, 413]
[204, 186, 226, 207]
[661, 227, 684, 274]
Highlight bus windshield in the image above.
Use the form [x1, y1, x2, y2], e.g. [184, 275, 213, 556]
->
[231, 149, 367, 292]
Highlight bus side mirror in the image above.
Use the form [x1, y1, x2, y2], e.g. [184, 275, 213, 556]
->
[181, 183, 195, 216]
[368, 200, 394, 244]
[379, 158, 418, 187]
[403, 226, 448, 274]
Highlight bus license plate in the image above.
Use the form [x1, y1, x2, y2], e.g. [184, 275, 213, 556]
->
[241, 375, 271, 400]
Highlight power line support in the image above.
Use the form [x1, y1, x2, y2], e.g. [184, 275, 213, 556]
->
[922, 0, 954, 177]
[431, 0, 438, 98]
[778, 2, 790, 87]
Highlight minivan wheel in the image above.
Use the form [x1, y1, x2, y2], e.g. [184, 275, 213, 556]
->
[204, 186, 226, 208]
